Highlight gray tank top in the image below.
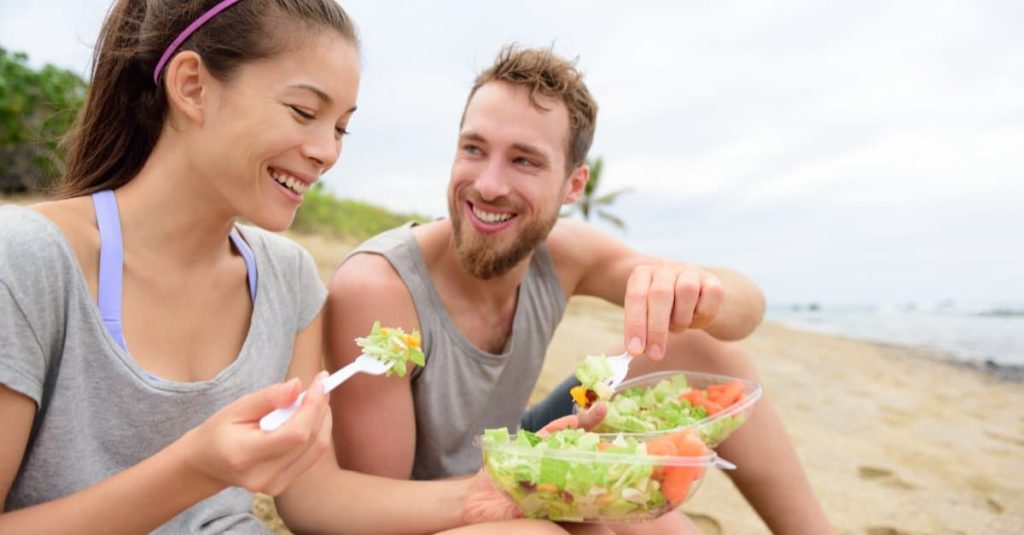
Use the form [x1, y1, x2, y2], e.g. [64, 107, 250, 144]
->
[347, 224, 567, 479]
[0, 205, 326, 533]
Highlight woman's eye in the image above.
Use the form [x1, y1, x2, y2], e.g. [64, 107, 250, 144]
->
[334, 127, 350, 139]
[290, 105, 315, 120]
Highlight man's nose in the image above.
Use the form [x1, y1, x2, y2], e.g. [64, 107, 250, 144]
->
[474, 160, 511, 201]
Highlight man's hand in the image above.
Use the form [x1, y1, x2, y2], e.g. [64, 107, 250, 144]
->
[537, 403, 608, 436]
[624, 262, 724, 360]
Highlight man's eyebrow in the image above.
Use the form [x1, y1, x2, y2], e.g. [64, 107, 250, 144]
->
[511, 142, 550, 163]
[289, 83, 358, 113]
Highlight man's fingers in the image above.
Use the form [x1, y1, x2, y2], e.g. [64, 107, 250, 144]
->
[623, 266, 652, 355]
[645, 267, 677, 360]
[538, 414, 579, 437]
[690, 272, 724, 329]
[669, 270, 701, 331]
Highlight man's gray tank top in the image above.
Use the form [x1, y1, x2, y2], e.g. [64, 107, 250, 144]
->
[347, 224, 567, 479]
[0, 205, 326, 533]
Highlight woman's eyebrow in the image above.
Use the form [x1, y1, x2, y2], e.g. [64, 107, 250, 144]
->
[289, 83, 333, 104]
[288, 83, 358, 113]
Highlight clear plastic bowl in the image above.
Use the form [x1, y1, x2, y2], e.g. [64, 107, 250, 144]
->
[477, 431, 733, 523]
[589, 370, 762, 447]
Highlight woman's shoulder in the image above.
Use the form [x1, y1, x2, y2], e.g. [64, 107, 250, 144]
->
[1, 198, 97, 279]
[0, 203, 82, 274]
[234, 224, 321, 280]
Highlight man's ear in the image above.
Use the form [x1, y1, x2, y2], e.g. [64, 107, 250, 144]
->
[162, 51, 208, 127]
[562, 163, 590, 205]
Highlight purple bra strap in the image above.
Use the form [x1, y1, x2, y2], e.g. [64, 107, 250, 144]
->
[229, 230, 258, 300]
[91, 191, 258, 353]
[92, 190, 128, 351]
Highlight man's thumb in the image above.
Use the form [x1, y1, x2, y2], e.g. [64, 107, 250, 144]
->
[577, 401, 608, 431]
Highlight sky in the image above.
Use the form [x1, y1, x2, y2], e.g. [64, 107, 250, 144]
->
[2, 0, 1022, 307]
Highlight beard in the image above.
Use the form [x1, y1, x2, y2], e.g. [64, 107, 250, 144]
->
[449, 197, 560, 280]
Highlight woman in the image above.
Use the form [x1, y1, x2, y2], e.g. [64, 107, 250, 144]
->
[0, 1, 597, 533]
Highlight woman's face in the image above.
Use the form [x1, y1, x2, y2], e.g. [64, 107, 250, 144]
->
[191, 31, 360, 231]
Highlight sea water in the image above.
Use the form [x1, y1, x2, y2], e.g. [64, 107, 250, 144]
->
[768, 304, 1024, 367]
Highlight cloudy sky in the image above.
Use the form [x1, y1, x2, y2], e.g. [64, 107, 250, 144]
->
[2, 0, 1021, 306]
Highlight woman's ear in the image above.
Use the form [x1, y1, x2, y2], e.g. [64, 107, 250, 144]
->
[162, 51, 208, 127]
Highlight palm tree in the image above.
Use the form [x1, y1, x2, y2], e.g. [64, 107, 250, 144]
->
[562, 156, 632, 229]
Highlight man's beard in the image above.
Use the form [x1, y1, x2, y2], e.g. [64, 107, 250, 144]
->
[449, 198, 559, 280]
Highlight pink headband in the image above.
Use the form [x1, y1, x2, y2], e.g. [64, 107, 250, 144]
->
[152, 0, 245, 84]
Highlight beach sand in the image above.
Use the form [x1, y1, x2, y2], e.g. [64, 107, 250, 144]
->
[252, 232, 1024, 534]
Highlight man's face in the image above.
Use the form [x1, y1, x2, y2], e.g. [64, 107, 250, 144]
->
[448, 81, 585, 279]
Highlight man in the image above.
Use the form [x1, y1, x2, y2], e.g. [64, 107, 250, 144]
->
[326, 45, 833, 534]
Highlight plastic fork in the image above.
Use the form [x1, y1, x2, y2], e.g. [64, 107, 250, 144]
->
[259, 354, 390, 432]
[605, 352, 634, 390]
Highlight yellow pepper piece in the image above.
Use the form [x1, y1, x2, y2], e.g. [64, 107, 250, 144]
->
[570, 385, 591, 408]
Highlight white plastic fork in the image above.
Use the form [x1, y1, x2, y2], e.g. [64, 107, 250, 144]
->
[259, 354, 390, 432]
[605, 352, 634, 390]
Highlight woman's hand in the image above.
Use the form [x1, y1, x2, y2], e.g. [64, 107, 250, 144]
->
[181, 372, 333, 496]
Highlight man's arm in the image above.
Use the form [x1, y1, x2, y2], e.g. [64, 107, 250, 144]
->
[323, 253, 420, 478]
[548, 219, 765, 352]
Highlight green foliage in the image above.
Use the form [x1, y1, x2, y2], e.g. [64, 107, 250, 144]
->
[562, 156, 632, 229]
[0, 47, 87, 192]
[292, 182, 430, 240]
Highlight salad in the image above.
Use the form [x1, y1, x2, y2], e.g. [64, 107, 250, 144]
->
[569, 355, 616, 409]
[480, 427, 712, 522]
[354, 320, 425, 377]
[593, 372, 754, 446]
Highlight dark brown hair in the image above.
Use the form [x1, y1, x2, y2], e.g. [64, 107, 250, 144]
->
[463, 44, 598, 173]
[58, 0, 358, 198]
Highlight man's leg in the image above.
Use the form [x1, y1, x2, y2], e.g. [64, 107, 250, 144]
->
[620, 330, 834, 535]
[521, 374, 579, 432]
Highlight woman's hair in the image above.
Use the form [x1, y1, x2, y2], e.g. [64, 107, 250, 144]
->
[57, 0, 358, 198]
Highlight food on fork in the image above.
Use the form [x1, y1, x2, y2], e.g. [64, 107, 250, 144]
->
[569, 354, 617, 409]
[354, 320, 425, 377]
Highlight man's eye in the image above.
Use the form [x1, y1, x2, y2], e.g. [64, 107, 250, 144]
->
[290, 105, 315, 120]
[463, 145, 482, 155]
[514, 157, 536, 167]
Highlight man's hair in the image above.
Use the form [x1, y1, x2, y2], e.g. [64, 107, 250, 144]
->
[463, 45, 598, 173]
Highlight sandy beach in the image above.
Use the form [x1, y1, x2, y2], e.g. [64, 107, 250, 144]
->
[251, 233, 1024, 534]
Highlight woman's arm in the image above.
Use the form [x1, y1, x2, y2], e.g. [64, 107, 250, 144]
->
[0, 369, 331, 533]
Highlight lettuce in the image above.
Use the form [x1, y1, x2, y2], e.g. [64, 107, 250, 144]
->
[481, 428, 675, 522]
[354, 320, 426, 376]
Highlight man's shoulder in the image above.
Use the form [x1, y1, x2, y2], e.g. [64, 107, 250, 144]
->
[546, 218, 613, 266]
[330, 251, 405, 296]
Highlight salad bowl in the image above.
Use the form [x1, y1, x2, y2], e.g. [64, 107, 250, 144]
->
[479, 427, 733, 523]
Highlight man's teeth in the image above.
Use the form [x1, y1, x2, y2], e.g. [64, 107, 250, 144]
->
[472, 206, 514, 224]
[269, 168, 309, 195]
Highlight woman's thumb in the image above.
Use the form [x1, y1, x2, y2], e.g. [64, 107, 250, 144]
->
[235, 378, 302, 420]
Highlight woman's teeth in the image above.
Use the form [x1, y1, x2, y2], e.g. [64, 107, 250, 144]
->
[472, 206, 514, 224]
[269, 168, 309, 195]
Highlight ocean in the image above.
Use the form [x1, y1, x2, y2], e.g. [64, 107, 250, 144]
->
[767, 304, 1024, 368]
